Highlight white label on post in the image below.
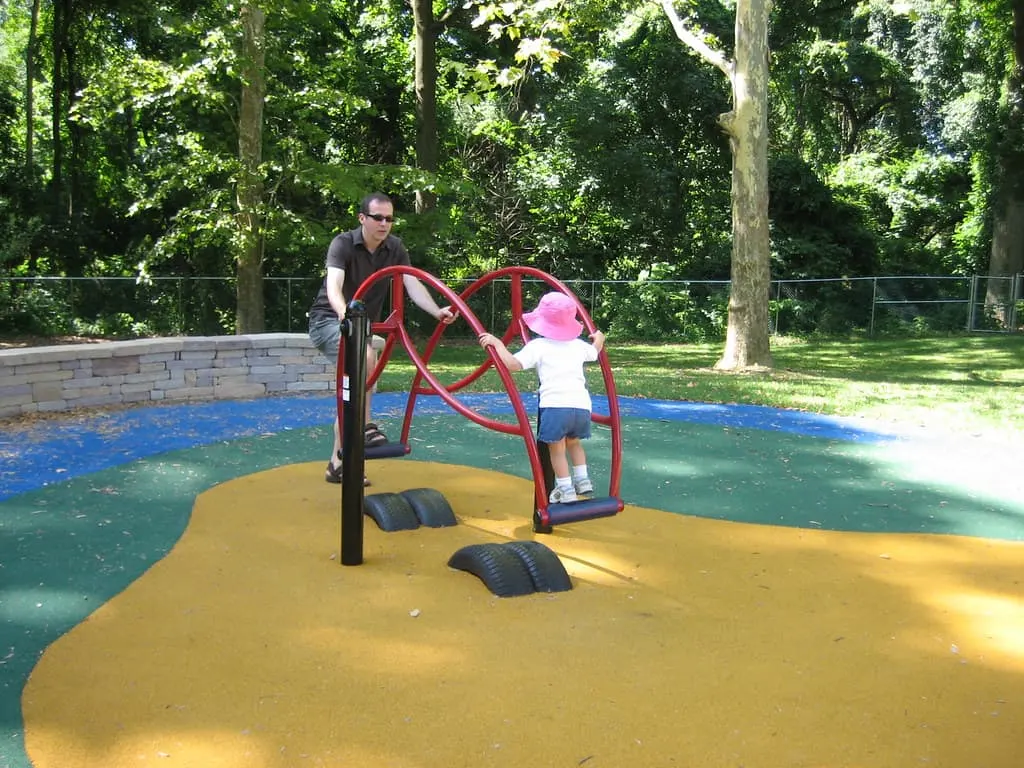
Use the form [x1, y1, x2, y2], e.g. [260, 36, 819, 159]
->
[342, 375, 350, 403]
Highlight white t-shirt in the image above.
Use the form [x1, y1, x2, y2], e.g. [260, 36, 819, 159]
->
[513, 337, 599, 410]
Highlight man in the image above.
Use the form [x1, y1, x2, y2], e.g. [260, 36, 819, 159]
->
[308, 192, 457, 485]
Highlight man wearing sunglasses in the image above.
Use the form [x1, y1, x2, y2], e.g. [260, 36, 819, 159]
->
[308, 191, 457, 485]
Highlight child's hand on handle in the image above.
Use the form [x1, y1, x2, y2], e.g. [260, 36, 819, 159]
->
[479, 332, 524, 371]
[590, 329, 606, 352]
[437, 306, 458, 325]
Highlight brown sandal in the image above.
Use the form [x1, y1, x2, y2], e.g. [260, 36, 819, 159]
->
[324, 457, 371, 486]
[364, 423, 388, 447]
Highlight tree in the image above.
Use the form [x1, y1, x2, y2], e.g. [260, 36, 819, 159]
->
[661, 0, 772, 369]
[235, 2, 266, 334]
[412, 0, 440, 213]
[24, 0, 40, 171]
[803, 39, 916, 158]
[50, 0, 70, 224]
[986, 0, 1024, 325]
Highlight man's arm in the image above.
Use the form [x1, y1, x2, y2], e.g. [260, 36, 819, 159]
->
[326, 266, 347, 319]
[402, 274, 457, 324]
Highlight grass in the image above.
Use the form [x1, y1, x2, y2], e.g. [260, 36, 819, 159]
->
[377, 334, 1024, 438]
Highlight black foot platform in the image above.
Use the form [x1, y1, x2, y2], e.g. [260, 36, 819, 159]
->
[364, 442, 410, 460]
[534, 496, 623, 533]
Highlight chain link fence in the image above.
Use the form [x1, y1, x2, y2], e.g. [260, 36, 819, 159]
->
[1, 274, 1021, 340]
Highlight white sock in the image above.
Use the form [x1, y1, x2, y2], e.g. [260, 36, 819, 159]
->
[555, 476, 573, 489]
[572, 465, 589, 481]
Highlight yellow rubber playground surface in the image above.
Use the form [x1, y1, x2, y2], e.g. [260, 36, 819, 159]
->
[3, 393, 1023, 767]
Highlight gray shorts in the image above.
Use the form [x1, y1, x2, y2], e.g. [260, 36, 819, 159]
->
[309, 319, 385, 369]
[309, 319, 342, 363]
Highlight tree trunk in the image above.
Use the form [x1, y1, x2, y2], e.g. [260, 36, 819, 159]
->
[51, 0, 68, 220]
[235, 3, 267, 334]
[67, 37, 82, 229]
[985, 0, 1024, 327]
[413, 0, 438, 213]
[716, 0, 772, 370]
[25, 0, 41, 170]
[986, 197, 1024, 326]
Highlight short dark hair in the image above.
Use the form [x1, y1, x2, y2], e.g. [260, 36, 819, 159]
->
[359, 192, 393, 215]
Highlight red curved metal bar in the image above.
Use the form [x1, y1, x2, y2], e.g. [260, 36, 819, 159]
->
[347, 267, 546, 512]
[453, 267, 624, 509]
[342, 264, 624, 526]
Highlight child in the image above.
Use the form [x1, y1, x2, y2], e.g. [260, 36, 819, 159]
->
[479, 291, 606, 504]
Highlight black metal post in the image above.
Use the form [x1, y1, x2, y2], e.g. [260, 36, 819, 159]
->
[534, 407, 556, 533]
[537, 431, 555, 496]
[340, 300, 369, 566]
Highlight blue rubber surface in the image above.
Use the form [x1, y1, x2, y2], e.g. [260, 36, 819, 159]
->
[1, 393, 899, 502]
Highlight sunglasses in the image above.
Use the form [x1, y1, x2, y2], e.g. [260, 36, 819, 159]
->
[364, 213, 395, 223]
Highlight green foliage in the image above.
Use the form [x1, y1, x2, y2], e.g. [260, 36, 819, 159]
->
[832, 150, 975, 274]
[769, 155, 879, 277]
[0, 280, 72, 335]
[766, 155, 880, 334]
[602, 263, 727, 342]
[769, 279, 876, 338]
[0, 0, 1019, 346]
[72, 313, 155, 339]
[870, 306, 969, 338]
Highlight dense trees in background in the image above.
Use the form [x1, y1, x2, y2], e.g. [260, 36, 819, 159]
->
[0, 0, 1021, 352]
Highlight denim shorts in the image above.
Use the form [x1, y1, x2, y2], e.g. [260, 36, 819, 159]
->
[537, 407, 591, 443]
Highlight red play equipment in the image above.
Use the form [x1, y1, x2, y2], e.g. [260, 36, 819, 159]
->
[336, 265, 624, 534]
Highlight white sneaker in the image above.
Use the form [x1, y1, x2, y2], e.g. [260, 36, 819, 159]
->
[549, 485, 578, 504]
[574, 477, 594, 496]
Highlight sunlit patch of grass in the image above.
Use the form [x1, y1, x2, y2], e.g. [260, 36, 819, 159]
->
[373, 335, 1024, 439]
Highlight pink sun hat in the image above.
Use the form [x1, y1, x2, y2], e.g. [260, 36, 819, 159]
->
[522, 292, 584, 341]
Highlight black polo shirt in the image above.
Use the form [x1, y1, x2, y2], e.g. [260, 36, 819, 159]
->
[308, 226, 412, 324]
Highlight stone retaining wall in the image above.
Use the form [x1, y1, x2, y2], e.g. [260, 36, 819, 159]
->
[0, 334, 335, 419]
